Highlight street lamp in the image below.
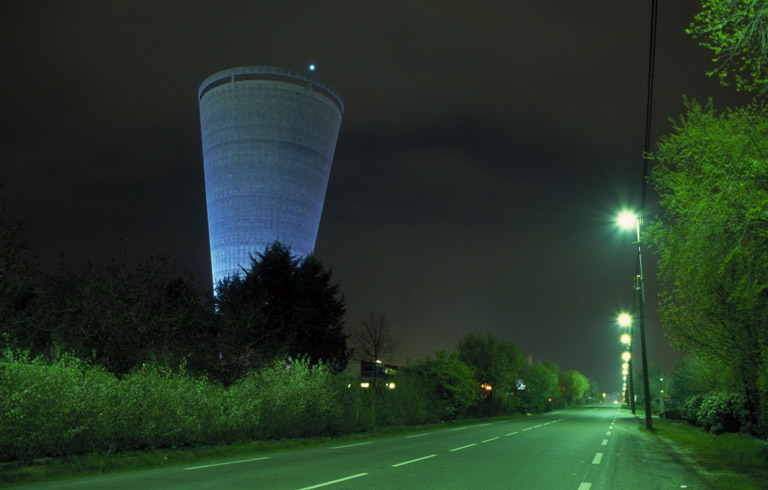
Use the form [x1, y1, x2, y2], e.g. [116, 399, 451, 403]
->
[617, 211, 653, 430]
[618, 313, 636, 413]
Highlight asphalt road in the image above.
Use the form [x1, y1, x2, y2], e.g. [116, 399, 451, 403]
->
[23, 405, 711, 489]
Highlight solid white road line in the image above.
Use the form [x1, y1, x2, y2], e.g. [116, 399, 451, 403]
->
[450, 443, 477, 452]
[185, 456, 269, 470]
[296, 473, 368, 489]
[592, 453, 603, 464]
[391, 454, 437, 467]
[481, 437, 500, 443]
[332, 442, 373, 449]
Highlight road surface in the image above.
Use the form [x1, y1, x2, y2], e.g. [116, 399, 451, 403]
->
[22, 405, 712, 489]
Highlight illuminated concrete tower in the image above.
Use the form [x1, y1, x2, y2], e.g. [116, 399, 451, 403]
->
[198, 66, 343, 286]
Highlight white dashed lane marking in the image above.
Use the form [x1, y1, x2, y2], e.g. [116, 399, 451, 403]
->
[185, 456, 269, 470]
[592, 453, 603, 464]
[450, 443, 477, 452]
[391, 454, 437, 467]
[332, 442, 373, 450]
[296, 473, 368, 490]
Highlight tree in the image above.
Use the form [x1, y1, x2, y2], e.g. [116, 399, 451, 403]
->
[457, 332, 525, 397]
[351, 309, 400, 365]
[558, 370, 590, 405]
[688, 0, 768, 92]
[649, 98, 768, 435]
[670, 353, 732, 405]
[519, 362, 560, 412]
[215, 242, 349, 378]
[38, 252, 217, 375]
[410, 350, 479, 420]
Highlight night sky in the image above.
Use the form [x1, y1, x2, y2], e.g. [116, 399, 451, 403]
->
[1, 1, 750, 392]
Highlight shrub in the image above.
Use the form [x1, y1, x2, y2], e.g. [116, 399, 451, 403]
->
[696, 392, 748, 434]
[226, 359, 349, 441]
[682, 394, 704, 425]
[0, 355, 118, 462]
[112, 366, 227, 451]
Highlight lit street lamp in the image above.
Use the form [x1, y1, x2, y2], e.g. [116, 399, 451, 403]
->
[618, 314, 636, 413]
[617, 211, 653, 430]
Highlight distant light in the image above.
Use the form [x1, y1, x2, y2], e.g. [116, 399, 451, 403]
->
[622, 351, 631, 361]
[308, 64, 316, 71]
[481, 383, 493, 391]
[360, 382, 370, 389]
[621, 334, 631, 345]
[387, 382, 396, 390]
[618, 313, 632, 327]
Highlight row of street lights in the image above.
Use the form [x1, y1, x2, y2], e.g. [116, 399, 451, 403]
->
[616, 211, 653, 431]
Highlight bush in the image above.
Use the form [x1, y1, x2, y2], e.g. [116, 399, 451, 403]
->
[0, 355, 118, 462]
[682, 394, 704, 425]
[227, 359, 349, 440]
[112, 366, 227, 451]
[696, 392, 748, 434]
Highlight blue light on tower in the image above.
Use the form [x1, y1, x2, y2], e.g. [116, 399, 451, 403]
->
[198, 66, 343, 287]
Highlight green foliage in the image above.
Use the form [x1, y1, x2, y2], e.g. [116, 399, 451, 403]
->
[688, 0, 768, 92]
[369, 368, 441, 426]
[558, 369, 590, 405]
[457, 332, 525, 396]
[409, 350, 479, 420]
[227, 359, 349, 440]
[682, 392, 750, 434]
[683, 394, 706, 424]
[0, 354, 355, 462]
[112, 365, 227, 450]
[519, 362, 560, 412]
[215, 242, 349, 379]
[3, 251, 217, 377]
[649, 98, 768, 436]
[0, 354, 117, 462]
[670, 354, 732, 404]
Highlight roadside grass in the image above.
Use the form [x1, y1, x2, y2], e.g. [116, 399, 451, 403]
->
[644, 414, 768, 490]
[0, 413, 528, 487]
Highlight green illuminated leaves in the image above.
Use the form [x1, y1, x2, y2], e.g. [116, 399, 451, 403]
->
[649, 99, 768, 434]
[687, 0, 768, 92]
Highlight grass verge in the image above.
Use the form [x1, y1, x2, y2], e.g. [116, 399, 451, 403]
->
[0, 414, 527, 487]
[649, 416, 768, 490]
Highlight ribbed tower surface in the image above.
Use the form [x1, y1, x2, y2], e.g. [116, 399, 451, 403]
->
[198, 66, 343, 286]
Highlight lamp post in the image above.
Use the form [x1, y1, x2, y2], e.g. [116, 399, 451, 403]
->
[618, 314, 636, 414]
[618, 211, 653, 430]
